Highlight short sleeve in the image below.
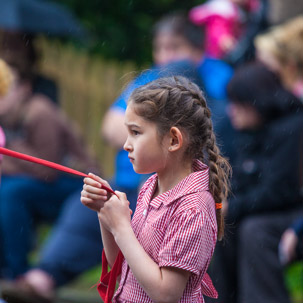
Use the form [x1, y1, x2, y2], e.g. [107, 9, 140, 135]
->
[158, 207, 216, 275]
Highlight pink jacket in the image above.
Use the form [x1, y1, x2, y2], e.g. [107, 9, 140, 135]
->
[189, 0, 243, 58]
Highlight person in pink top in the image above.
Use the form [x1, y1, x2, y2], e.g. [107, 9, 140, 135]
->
[81, 76, 231, 302]
[189, 0, 265, 63]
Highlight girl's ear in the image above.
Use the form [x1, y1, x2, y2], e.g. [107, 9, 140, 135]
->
[168, 127, 183, 152]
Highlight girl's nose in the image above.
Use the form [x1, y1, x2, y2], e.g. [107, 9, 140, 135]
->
[123, 137, 132, 152]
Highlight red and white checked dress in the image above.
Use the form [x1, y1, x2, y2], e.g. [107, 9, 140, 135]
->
[113, 160, 218, 303]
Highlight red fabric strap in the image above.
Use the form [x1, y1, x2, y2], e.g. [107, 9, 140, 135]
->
[97, 250, 124, 303]
[0, 147, 115, 195]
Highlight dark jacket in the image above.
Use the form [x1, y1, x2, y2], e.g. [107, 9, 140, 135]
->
[227, 64, 303, 222]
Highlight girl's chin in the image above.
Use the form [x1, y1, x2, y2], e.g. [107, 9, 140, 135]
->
[133, 165, 150, 175]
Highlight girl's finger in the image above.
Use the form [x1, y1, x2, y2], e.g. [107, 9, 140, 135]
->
[81, 189, 107, 201]
[87, 173, 113, 190]
[80, 196, 94, 204]
[83, 184, 107, 196]
[115, 190, 127, 200]
[84, 176, 101, 188]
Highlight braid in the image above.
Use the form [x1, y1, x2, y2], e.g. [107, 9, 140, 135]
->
[130, 76, 231, 240]
[206, 125, 231, 240]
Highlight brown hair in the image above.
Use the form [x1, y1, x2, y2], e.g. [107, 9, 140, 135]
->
[129, 76, 231, 240]
[0, 31, 38, 82]
[152, 12, 205, 51]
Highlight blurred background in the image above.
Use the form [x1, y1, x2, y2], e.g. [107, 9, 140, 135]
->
[0, 0, 302, 302]
[0, 0, 212, 178]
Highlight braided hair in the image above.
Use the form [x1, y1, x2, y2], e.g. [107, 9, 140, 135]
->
[129, 76, 231, 240]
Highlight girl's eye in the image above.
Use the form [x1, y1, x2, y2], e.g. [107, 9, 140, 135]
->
[132, 130, 140, 136]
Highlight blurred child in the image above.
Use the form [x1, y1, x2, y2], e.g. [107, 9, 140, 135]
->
[81, 76, 231, 302]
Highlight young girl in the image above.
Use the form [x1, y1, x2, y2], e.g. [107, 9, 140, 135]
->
[81, 76, 231, 302]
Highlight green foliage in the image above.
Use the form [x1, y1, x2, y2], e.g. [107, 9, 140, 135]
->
[285, 262, 303, 302]
[55, 0, 203, 65]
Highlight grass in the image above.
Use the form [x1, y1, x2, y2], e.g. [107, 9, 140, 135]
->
[285, 261, 303, 303]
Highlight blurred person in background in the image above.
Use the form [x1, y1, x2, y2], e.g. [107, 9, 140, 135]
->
[0, 58, 13, 280]
[189, 0, 268, 65]
[0, 31, 58, 103]
[254, 15, 303, 102]
[0, 32, 100, 284]
[205, 62, 303, 303]
[255, 18, 303, 281]
[190, 0, 268, 67]
[0, 12, 235, 303]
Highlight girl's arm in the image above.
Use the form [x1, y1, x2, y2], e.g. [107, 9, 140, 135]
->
[99, 218, 120, 268]
[100, 192, 191, 303]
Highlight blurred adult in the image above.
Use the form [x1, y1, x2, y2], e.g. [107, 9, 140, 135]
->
[0, 32, 100, 282]
[0, 31, 58, 103]
[206, 62, 303, 303]
[1, 12, 235, 303]
[254, 15, 303, 101]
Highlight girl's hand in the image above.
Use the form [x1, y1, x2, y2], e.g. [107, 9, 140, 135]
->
[81, 173, 113, 212]
[98, 191, 132, 236]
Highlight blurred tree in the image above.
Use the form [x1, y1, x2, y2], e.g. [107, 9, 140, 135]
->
[55, 0, 203, 65]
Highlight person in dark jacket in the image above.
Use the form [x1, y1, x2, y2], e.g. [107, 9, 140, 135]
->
[206, 62, 303, 303]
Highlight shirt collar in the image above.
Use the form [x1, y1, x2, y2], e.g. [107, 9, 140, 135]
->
[147, 160, 209, 209]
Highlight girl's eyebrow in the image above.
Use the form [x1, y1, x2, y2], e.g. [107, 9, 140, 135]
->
[125, 122, 141, 128]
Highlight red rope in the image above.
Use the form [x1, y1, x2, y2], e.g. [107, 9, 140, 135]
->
[0, 147, 116, 195]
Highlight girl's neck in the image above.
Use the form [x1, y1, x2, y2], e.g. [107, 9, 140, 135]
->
[154, 158, 193, 197]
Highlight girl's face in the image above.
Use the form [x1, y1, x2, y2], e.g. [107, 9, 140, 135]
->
[123, 104, 170, 175]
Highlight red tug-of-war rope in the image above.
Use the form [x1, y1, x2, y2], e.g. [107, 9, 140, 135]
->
[0, 147, 116, 196]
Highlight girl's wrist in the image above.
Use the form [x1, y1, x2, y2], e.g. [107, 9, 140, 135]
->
[113, 221, 133, 246]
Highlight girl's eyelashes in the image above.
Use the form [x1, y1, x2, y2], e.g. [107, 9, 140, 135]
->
[130, 129, 140, 136]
